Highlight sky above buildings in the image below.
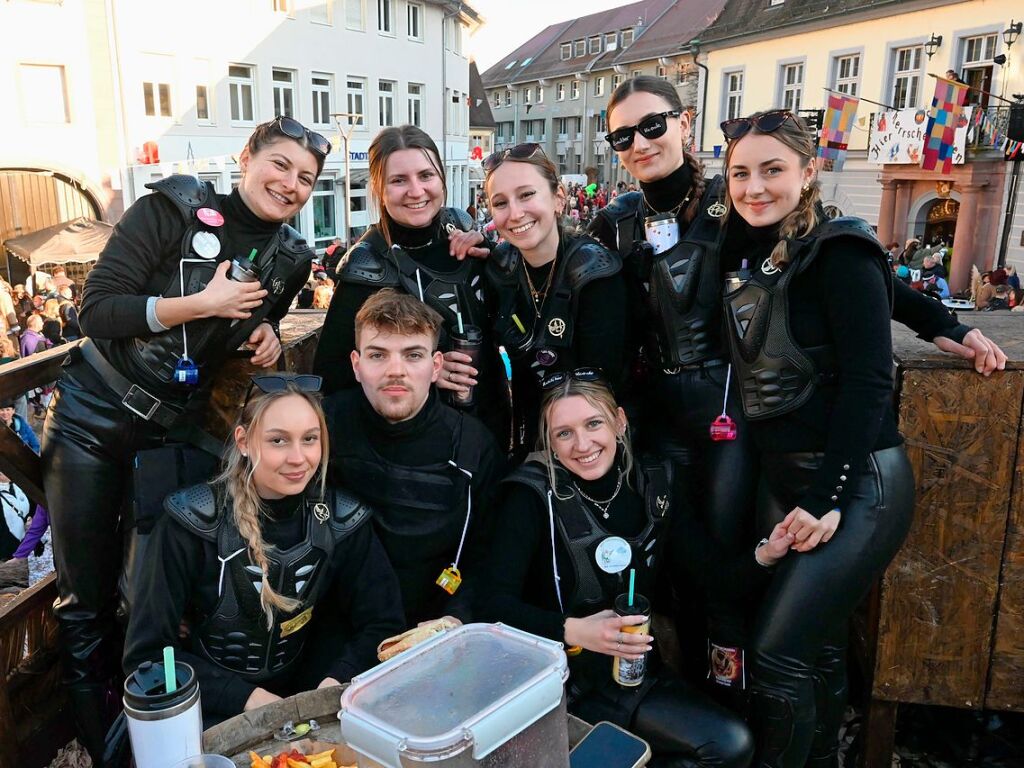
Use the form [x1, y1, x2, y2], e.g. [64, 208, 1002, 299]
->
[468, 0, 628, 69]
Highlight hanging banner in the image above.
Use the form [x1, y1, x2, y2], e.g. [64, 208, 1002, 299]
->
[817, 92, 859, 172]
[868, 107, 973, 166]
[922, 76, 970, 173]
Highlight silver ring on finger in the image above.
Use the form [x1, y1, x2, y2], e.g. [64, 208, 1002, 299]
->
[616, 640, 621, 650]
[618, 631, 624, 644]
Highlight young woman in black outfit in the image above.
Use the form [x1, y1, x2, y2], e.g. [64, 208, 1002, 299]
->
[41, 117, 325, 763]
[592, 76, 1007, 699]
[720, 110, 913, 767]
[312, 126, 492, 402]
[481, 371, 800, 767]
[124, 376, 404, 725]
[450, 145, 628, 459]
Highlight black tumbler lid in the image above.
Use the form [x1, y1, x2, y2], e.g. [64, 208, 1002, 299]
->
[124, 660, 198, 712]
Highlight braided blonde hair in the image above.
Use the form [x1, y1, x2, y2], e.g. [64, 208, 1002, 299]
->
[723, 111, 822, 268]
[216, 384, 330, 628]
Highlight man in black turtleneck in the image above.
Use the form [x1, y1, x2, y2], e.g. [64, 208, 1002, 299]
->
[324, 289, 505, 627]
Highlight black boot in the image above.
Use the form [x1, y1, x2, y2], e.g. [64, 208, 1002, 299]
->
[68, 683, 116, 766]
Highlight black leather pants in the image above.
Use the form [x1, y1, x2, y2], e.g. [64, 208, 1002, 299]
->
[651, 364, 759, 687]
[572, 676, 754, 767]
[40, 366, 165, 762]
[747, 446, 914, 768]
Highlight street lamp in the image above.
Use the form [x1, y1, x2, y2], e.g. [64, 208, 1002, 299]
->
[1004, 20, 1022, 48]
[924, 33, 943, 60]
[683, 38, 708, 152]
[330, 111, 364, 242]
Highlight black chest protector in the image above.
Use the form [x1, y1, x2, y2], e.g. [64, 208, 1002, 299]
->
[504, 455, 672, 617]
[723, 217, 893, 421]
[485, 233, 620, 378]
[601, 179, 728, 367]
[137, 175, 312, 385]
[164, 482, 370, 682]
[337, 208, 487, 331]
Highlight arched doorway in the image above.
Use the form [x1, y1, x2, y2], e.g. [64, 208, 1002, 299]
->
[0, 168, 101, 284]
[923, 197, 959, 247]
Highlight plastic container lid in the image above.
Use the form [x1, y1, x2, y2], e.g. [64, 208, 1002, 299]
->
[340, 623, 568, 766]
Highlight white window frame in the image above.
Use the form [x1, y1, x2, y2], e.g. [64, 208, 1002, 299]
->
[574, 39, 585, 57]
[612, 74, 623, 90]
[561, 43, 572, 60]
[228, 64, 256, 125]
[723, 69, 744, 121]
[407, 1, 423, 41]
[312, 176, 339, 250]
[621, 28, 634, 47]
[195, 84, 212, 123]
[778, 60, 804, 112]
[272, 68, 297, 118]
[377, 0, 394, 34]
[557, 83, 565, 101]
[493, 91, 501, 109]
[311, 73, 333, 127]
[18, 64, 69, 123]
[831, 52, 861, 96]
[346, 0, 365, 30]
[378, 79, 395, 126]
[522, 86, 532, 105]
[504, 90, 511, 107]
[594, 77, 604, 96]
[571, 80, 580, 100]
[346, 76, 367, 129]
[142, 81, 173, 118]
[656, 65, 668, 80]
[605, 32, 618, 51]
[310, 0, 331, 24]
[536, 85, 544, 104]
[588, 36, 601, 55]
[889, 44, 923, 110]
[408, 82, 423, 127]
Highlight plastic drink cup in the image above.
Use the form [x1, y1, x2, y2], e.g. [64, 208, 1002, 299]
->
[450, 324, 483, 408]
[612, 592, 651, 688]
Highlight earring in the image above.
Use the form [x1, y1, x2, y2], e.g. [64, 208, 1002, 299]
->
[241, 452, 248, 458]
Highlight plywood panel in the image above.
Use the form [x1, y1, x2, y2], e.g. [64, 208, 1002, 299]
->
[872, 368, 1022, 707]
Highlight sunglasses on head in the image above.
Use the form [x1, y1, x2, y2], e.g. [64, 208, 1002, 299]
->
[540, 367, 609, 392]
[271, 116, 332, 158]
[720, 110, 795, 142]
[604, 111, 680, 152]
[244, 373, 323, 407]
[482, 142, 544, 172]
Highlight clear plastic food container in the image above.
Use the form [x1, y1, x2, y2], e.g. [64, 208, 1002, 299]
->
[340, 623, 570, 767]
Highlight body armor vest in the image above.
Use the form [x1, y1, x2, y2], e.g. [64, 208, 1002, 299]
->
[723, 217, 892, 421]
[135, 175, 312, 385]
[599, 178, 728, 367]
[337, 208, 487, 331]
[504, 455, 671, 616]
[164, 482, 370, 682]
[485, 232, 620, 377]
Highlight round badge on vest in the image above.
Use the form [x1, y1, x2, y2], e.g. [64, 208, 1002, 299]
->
[595, 536, 632, 574]
[548, 318, 567, 338]
[196, 207, 224, 227]
[191, 231, 221, 260]
[536, 348, 558, 367]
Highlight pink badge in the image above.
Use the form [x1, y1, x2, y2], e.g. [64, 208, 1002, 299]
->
[197, 207, 224, 227]
[709, 414, 738, 442]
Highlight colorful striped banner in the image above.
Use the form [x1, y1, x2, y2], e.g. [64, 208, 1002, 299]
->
[817, 92, 859, 172]
[922, 77, 969, 173]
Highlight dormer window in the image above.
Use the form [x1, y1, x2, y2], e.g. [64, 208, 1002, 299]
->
[561, 43, 571, 60]
[621, 28, 634, 47]
[574, 39, 586, 57]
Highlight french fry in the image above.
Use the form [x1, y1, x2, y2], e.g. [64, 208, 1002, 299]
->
[249, 752, 271, 768]
[306, 751, 336, 762]
[309, 758, 333, 768]
[287, 759, 311, 768]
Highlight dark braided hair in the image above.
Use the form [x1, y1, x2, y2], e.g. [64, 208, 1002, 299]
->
[607, 75, 706, 223]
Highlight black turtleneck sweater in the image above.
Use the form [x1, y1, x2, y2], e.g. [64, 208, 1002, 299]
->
[123, 486, 404, 720]
[721, 216, 904, 516]
[80, 188, 307, 398]
[324, 387, 506, 626]
[481, 454, 769, 648]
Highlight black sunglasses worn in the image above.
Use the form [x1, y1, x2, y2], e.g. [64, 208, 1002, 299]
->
[604, 111, 680, 152]
[720, 110, 795, 141]
[272, 116, 332, 158]
[244, 373, 323, 407]
[540, 367, 609, 392]
[482, 142, 543, 172]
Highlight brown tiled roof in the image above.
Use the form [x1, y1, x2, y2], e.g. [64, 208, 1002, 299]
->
[699, 0, 930, 45]
[469, 61, 495, 128]
[480, 0, 726, 87]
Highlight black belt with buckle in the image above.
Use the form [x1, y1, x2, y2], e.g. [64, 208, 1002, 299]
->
[662, 358, 728, 375]
[78, 338, 181, 430]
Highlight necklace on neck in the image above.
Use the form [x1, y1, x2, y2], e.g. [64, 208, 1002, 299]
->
[574, 469, 624, 520]
[641, 189, 691, 218]
[523, 256, 557, 314]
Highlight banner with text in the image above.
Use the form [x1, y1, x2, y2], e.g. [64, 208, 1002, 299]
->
[868, 107, 973, 166]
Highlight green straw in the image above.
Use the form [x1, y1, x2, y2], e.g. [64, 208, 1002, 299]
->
[628, 569, 636, 608]
[163, 646, 177, 693]
[247, 247, 258, 262]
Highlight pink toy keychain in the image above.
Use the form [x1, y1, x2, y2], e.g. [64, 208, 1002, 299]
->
[710, 364, 738, 441]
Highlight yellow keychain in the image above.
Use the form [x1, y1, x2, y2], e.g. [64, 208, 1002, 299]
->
[436, 565, 462, 595]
